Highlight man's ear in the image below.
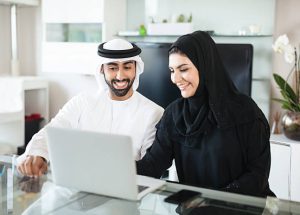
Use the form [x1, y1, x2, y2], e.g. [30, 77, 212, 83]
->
[100, 65, 104, 74]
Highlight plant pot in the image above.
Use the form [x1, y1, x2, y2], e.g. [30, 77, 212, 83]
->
[282, 111, 300, 141]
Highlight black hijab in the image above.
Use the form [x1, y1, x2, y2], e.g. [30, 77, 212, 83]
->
[170, 31, 265, 135]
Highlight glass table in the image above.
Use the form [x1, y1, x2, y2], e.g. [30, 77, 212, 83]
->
[1, 155, 300, 215]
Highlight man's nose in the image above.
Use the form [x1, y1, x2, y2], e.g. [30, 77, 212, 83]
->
[115, 68, 125, 79]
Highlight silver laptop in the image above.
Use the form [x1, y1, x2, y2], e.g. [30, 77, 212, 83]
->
[46, 127, 166, 201]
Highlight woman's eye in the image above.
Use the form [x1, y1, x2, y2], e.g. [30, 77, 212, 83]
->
[169, 69, 174, 73]
[180, 68, 188, 72]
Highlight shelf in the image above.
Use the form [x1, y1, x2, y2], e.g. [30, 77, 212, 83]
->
[252, 78, 270, 82]
[0, 111, 22, 123]
[118, 33, 273, 38]
[212, 34, 272, 38]
[20, 76, 48, 90]
[118, 34, 179, 37]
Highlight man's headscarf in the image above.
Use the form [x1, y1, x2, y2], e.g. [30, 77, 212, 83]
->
[95, 39, 144, 91]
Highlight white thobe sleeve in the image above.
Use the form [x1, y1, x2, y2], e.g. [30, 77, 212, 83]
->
[17, 94, 85, 164]
[139, 109, 164, 159]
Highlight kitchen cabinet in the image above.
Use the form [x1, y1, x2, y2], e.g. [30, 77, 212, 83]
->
[269, 134, 300, 202]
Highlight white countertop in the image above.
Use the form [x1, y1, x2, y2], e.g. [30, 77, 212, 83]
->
[270, 134, 300, 146]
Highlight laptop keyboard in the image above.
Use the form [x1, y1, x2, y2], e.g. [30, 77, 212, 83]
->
[138, 185, 149, 193]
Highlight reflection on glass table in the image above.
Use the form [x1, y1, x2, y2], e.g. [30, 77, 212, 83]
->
[1, 155, 300, 215]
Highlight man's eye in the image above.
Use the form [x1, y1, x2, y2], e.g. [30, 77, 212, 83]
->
[109, 67, 118, 71]
[124, 66, 132, 70]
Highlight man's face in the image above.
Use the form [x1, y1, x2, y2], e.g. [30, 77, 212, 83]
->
[102, 60, 136, 100]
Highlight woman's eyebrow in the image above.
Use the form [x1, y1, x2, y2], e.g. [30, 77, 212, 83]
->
[176, 64, 188, 69]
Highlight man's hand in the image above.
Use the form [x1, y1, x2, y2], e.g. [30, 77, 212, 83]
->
[17, 156, 48, 177]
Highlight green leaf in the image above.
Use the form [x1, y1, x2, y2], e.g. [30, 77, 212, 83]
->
[280, 90, 298, 106]
[273, 73, 298, 103]
[272, 97, 300, 112]
[272, 98, 292, 110]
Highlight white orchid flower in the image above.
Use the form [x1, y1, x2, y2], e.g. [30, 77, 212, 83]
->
[272, 34, 290, 54]
[272, 34, 296, 64]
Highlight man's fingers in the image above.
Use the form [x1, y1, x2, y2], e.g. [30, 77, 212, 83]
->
[32, 157, 47, 177]
[38, 162, 48, 176]
[24, 156, 34, 176]
[31, 157, 41, 176]
[17, 156, 47, 177]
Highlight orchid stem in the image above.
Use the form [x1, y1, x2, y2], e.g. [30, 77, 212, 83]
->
[295, 47, 299, 104]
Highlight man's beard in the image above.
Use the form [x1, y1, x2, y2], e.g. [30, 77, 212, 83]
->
[104, 75, 135, 97]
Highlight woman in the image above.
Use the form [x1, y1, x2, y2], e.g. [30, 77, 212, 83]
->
[137, 31, 274, 197]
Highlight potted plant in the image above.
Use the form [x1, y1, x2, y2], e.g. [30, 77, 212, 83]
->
[272, 34, 300, 140]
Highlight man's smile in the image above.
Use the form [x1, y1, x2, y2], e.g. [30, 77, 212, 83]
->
[113, 80, 129, 89]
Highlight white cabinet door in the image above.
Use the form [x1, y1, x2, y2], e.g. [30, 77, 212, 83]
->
[290, 144, 300, 202]
[269, 143, 291, 200]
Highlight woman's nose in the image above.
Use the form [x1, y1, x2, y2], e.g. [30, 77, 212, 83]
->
[172, 70, 182, 83]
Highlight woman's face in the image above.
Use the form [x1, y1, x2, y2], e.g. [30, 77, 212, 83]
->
[169, 53, 200, 98]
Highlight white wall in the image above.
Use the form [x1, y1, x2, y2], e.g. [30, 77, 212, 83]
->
[126, 0, 144, 31]
[17, 6, 39, 76]
[102, 0, 126, 41]
[0, 5, 11, 75]
[0, 5, 38, 76]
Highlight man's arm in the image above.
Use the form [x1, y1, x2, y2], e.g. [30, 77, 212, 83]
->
[139, 107, 164, 159]
[17, 94, 85, 177]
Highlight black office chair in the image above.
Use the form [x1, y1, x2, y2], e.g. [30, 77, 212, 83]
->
[136, 42, 253, 108]
[216, 44, 253, 97]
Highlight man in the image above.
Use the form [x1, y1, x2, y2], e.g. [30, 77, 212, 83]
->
[17, 39, 164, 177]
